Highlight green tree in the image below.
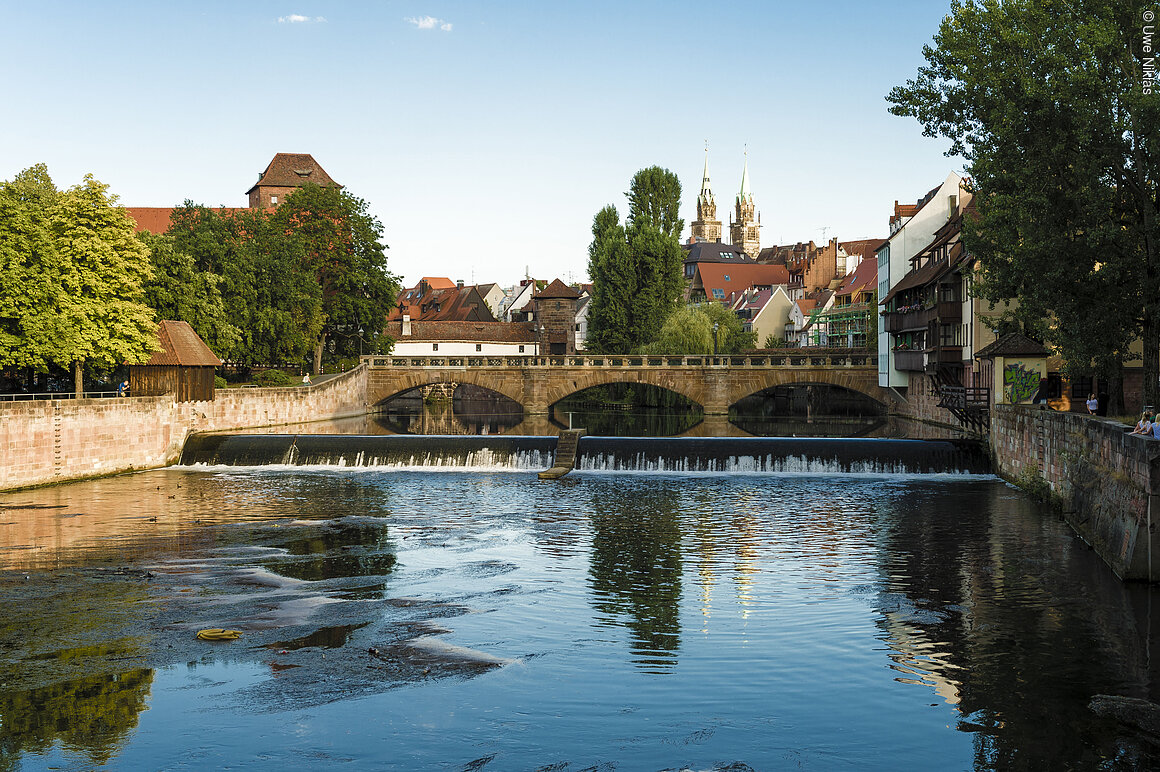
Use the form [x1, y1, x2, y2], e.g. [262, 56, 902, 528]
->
[0, 165, 63, 373]
[627, 165, 684, 240]
[271, 184, 399, 373]
[165, 204, 323, 370]
[888, 0, 1160, 410]
[587, 168, 687, 352]
[645, 303, 756, 355]
[0, 168, 157, 395]
[139, 231, 241, 358]
[52, 177, 158, 394]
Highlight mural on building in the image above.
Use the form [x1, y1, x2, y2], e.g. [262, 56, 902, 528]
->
[1003, 362, 1042, 404]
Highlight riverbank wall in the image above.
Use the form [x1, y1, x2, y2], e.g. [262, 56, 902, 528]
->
[0, 365, 369, 491]
[990, 403, 1160, 581]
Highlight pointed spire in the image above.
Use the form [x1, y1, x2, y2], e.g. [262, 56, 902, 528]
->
[699, 141, 713, 204]
[738, 147, 751, 203]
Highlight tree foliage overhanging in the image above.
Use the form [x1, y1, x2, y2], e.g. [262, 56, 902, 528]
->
[587, 166, 686, 352]
[888, 0, 1160, 408]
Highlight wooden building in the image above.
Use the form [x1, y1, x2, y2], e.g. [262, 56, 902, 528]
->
[130, 321, 222, 402]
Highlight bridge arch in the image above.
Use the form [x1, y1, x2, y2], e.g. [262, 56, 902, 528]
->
[367, 368, 526, 407]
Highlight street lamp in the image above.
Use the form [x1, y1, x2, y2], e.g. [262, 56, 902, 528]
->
[537, 324, 546, 358]
[712, 322, 720, 358]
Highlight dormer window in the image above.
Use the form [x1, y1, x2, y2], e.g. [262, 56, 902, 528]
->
[270, 195, 278, 204]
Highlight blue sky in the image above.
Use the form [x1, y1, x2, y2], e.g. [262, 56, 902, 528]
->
[1, 1, 962, 289]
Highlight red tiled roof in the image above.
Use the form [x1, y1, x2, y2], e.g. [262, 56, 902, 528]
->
[534, 278, 580, 299]
[387, 320, 537, 343]
[840, 238, 888, 262]
[140, 320, 221, 367]
[698, 263, 790, 296]
[246, 153, 339, 195]
[836, 257, 879, 298]
[124, 206, 254, 234]
[420, 277, 456, 289]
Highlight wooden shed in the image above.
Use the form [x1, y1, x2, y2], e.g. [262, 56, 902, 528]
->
[130, 321, 222, 402]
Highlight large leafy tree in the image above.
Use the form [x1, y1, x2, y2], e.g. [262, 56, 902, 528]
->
[0, 167, 157, 395]
[0, 165, 63, 372]
[888, 0, 1160, 409]
[139, 231, 241, 358]
[271, 183, 399, 373]
[587, 167, 686, 352]
[164, 204, 324, 369]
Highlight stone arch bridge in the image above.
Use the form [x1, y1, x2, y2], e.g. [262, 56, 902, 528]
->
[364, 350, 895, 415]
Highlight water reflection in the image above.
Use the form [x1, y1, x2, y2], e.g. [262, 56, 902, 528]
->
[0, 668, 154, 769]
[588, 485, 683, 669]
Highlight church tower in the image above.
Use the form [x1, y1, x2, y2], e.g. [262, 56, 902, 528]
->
[729, 152, 761, 258]
[690, 147, 722, 243]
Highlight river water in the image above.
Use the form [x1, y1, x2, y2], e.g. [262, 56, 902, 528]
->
[2, 431, 1159, 770]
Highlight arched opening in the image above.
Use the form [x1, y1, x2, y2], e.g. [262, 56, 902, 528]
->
[552, 383, 702, 436]
[375, 383, 523, 435]
[730, 383, 888, 437]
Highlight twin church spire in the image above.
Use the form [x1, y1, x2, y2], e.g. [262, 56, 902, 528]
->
[690, 146, 761, 258]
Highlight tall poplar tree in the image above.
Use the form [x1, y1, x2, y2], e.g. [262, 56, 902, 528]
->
[888, 0, 1160, 409]
[587, 167, 686, 352]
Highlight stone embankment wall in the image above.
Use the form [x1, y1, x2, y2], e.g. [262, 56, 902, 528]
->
[0, 365, 368, 491]
[990, 403, 1160, 581]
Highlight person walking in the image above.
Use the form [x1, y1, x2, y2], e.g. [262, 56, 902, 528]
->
[1086, 393, 1098, 414]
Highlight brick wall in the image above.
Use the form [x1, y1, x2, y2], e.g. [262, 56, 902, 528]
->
[991, 403, 1160, 580]
[1, 366, 368, 491]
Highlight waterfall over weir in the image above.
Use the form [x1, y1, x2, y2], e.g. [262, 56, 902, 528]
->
[180, 435, 991, 476]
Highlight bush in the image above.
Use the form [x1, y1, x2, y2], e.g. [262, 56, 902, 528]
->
[214, 376, 227, 389]
[254, 369, 296, 387]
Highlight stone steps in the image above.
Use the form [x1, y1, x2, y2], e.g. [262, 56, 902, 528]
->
[538, 429, 584, 480]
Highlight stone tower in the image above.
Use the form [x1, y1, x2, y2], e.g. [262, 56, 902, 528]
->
[729, 153, 761, 258]
[690, 148, 723, 243]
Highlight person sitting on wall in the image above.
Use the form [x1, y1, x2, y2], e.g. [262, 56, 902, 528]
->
[1130, 412, 1153, 436]
[302, 373, 311, 386]
[1151, 414, 1160, 440]
[1086, 393, 1098, 415]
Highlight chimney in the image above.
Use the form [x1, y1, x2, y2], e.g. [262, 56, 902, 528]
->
[457, 279, 465, 289]
[402, 314, 411, 337]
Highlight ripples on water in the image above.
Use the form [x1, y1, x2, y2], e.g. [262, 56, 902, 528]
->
[1, 466, 1158, 770]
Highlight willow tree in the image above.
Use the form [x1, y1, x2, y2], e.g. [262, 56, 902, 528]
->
[888, 0, 1160, 409]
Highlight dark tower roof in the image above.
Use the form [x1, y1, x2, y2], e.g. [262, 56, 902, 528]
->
[246, 153, 340, 195]
[534, 279, 581, 300]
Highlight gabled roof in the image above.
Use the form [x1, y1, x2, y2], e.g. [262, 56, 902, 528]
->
[419, 277, 456, 290]
[697, 263, 790, 298]
[140, 321, 221, 367]
[840, 238, 888, 263]
[684, 241, 753, 264]
[535, 278, 580, 299]
[975, 333, 1049, 359]
[836, 257, 879, 298]
[246, 153, 339, 195]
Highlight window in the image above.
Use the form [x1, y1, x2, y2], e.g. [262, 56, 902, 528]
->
[432, 343, 438, 351]
[270, 195, 278, 204]
[723, 274, 731, 281]
[712, 288, 725, 300]
[519, 345, 525, 353]
[475, 344, 482, 352]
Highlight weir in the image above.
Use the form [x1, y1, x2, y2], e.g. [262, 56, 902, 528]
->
[180, 434, 990, 475]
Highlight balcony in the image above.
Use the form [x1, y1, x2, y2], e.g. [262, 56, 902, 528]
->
[884, 307, 930, 333]
[936, 300, 962, 321]
[893, 350, 926, 371]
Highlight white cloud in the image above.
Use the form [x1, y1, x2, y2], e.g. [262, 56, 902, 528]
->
[278, 14, 326, 23]
[405, 15, 452, 31]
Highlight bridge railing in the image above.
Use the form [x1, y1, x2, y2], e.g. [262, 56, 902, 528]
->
[363, 349, 877, 369]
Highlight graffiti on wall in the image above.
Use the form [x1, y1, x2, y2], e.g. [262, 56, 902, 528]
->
[1004, 361, 1042, 404]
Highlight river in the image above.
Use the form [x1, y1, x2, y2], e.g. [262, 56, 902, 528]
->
[1, 424, 1158, 770]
